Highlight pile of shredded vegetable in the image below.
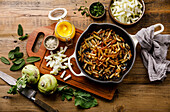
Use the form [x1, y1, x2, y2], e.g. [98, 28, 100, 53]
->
[45, 46, 71, 75]
[110, 0, 143, 24]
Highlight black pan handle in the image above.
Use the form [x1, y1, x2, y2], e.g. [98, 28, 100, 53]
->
[31, 97, 59, 112]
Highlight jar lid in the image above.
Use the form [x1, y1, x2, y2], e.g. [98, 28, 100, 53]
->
[48, 8, 67, 21]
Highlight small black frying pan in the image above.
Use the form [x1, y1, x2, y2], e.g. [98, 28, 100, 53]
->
[68, 23, 164, 83]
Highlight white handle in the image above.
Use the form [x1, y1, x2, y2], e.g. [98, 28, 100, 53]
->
[153, 23, 164, 35]
[68, 52, 85, 77]
[48, 8, 67, 21]
[130, 34, 138, 47]
[130, 23, 164, 47]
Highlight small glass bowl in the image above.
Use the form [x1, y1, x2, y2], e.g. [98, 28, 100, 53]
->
[44, 35, 59, 50]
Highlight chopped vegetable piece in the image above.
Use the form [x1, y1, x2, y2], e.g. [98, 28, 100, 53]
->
[45, 46, 71, 75]
[64, 74, 71, 81]
[60, 70, 66, 79]
[110, 0, 143, 24]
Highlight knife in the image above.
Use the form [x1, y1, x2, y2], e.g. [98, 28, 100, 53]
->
[0, 71, 59, 112]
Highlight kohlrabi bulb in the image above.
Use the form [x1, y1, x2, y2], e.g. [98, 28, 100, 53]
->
[22, 64, 40, 85]
[38, 74, 58, 94]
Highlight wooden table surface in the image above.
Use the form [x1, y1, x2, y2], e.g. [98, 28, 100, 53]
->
[0, 0, 170, 112]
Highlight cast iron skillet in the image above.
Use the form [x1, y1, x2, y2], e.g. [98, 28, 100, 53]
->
[68, 23, 164, 83]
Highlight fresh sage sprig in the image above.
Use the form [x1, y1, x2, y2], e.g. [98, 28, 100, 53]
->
[18, 24, 23, 36]
[26, 56, 41, 63]
[10, 59, 25, 71]
[17, 24, 28, 41]
[12, 58, 24, 65]
[8, 47, 20, 60]
[0, 56, 10, 65]
[19, 33, 28, 41]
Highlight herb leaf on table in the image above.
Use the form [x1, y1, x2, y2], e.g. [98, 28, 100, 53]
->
[74, 90, 98, 109]
[18, 24, 23, 36]
[58, 86, 74, 101]
[0, 56, 10, 65]
[10, 59, 25, 71]
[8, 47, 20, 60]
[19, 33, 28, 41]
[26, 56, 41, 63]
[14, 52, 24, 59]
[12, 58, 24, 65]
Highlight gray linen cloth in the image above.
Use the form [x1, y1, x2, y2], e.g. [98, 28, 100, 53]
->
[136, 25, 170, 81]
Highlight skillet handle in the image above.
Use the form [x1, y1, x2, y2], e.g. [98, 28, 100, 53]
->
[153, 23, 164, 35]
[68, 52, 85, 77]
[130, 23, 165, 47]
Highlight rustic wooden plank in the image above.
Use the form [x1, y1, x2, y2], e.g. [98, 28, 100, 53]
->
[0, 0, 170, 111]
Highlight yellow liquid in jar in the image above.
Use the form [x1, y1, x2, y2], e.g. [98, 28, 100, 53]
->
[55, 21, 75, 42]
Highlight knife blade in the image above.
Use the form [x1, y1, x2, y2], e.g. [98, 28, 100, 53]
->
[0, 71, 59, 112]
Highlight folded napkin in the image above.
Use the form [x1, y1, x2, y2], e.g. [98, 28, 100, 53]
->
[136, 25, 170, 81]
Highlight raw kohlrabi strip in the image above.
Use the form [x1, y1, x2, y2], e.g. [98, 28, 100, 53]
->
[110, 0, 143, 24]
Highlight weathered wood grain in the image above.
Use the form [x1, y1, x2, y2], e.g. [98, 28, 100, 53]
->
[0, 0, 170, 112]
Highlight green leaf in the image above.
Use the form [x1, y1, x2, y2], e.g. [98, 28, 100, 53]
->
[7, 76, 28, 95]
[26, 56, 41, 63]
[16, 75, 27, 88]
[81, 10, 86, 15]
[18, 24, 23, 36]
[58, 85, 67, 91]
[7, 85, 17, 94]
[8, 47, 20, 60]
[10, 60, 25, 71]
[14, 52, 23, 59]
[12, 58, 24, 65]
[19, 33, 28, 41]
[78, 6, 84, 11]
[74, 90, 98, 109]
[0, 56, 10, 65]
[58, 86, 74, 101]
[86, 13, 89, 17]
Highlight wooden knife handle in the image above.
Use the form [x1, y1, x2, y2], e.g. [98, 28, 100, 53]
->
[32, 97, 59, 112]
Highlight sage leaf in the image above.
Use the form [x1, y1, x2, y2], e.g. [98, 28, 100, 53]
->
[26, 56, 41, 63]
[8, 47, 20, 60]
[10, 60, 25, 71]
[18, 24, 23, 36]
[0, 56, 10, 65]
[12, 58, 24, 65]
[19, 33, 28, 41]
[14, 52, 23, 59]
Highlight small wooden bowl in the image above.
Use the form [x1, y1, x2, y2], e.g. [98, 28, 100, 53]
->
[89, 2, 106, 19]
[108, 0, 145, 25]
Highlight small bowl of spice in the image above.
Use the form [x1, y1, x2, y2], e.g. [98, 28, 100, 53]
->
[44, 35, 59, 50]
[89, 2, 105, 19]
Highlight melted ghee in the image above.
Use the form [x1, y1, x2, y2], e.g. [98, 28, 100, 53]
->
[55, 21, 75, 42]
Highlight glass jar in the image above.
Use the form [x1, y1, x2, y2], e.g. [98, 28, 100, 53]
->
[54, 20, 75, 45]
[48, 8, 75, 46]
